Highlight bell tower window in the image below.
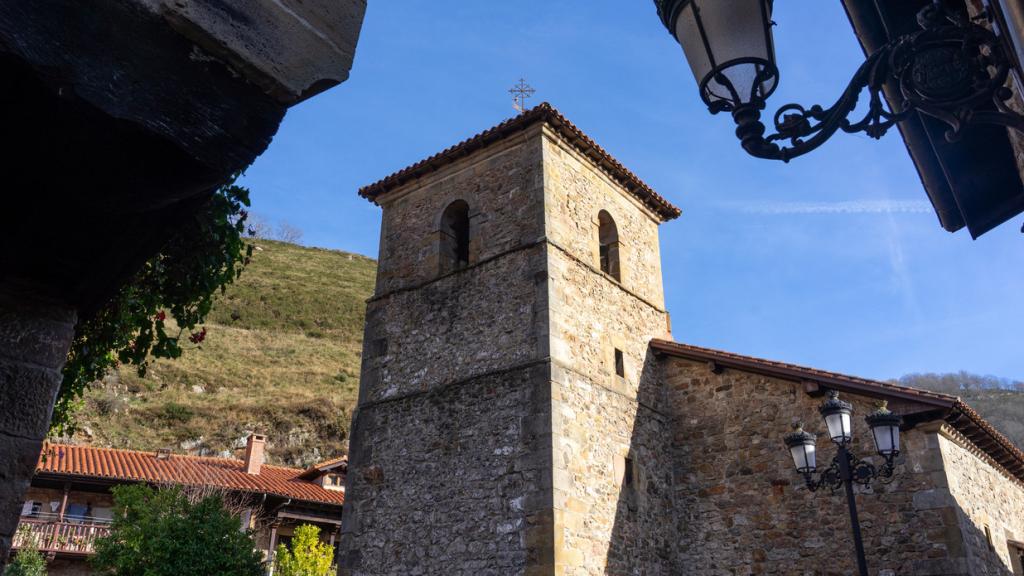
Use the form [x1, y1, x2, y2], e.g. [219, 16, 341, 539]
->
[440, 200, 471, 273]
[598, 210, 620, 281]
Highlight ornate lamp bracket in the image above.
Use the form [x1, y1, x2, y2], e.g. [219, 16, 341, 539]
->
[726, 2, 1024, 162]
[803, 450, 897, 493]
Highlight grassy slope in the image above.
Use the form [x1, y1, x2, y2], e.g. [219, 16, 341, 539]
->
[75, 240, 376, 467]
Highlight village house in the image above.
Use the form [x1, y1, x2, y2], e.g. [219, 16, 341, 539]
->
[10, 434, 345, 575]
[338, 103, 1024, 575]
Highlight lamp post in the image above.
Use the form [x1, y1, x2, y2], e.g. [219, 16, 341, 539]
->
[782, 391, 903, 576]
[653, 0, 1024, 161]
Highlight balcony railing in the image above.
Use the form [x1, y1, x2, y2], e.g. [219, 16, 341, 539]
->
[13, 516, 112, 555]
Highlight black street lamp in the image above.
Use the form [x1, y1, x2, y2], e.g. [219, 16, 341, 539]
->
[783, 391, 903, 576]
[654, 0, 1024, 161]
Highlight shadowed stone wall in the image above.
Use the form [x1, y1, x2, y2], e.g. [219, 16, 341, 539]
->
[663, 356, 1024, 575]
[340, 126, 555, 575]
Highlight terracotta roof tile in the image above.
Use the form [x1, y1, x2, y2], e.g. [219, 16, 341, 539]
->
[298, 455, 348, 481]
[37, 444, 345, 506]
[358, 103, 681, 222]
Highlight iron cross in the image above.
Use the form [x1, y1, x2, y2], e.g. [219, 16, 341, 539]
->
[509, 78, 536, 113]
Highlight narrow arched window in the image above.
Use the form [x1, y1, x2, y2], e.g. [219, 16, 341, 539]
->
[598, 210, 620, 281]
[440, 200, 470, 272]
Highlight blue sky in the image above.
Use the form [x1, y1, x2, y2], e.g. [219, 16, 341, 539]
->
[239, 1, 1024, 382]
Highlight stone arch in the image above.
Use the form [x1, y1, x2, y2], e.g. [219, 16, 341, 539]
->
[439, 199, 471, 273]
[598, 209, 621, 281]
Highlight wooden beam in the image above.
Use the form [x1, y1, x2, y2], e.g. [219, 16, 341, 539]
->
[57, 483, 70, 522]
[803, 380, 823, 397]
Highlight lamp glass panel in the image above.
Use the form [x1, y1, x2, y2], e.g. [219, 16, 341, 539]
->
[824, 412, 852, 443]
[672, 0, 776, 104]
[674, 2, 713, 89]
[790, 443, 816, 472]
[872, 425, 900, 455]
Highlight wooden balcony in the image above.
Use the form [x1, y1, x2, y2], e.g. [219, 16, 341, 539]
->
[13, 516, 111, 556]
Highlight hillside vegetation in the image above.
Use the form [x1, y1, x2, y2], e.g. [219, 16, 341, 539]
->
[896, 372, 1024, 451]
[74, 240, 376, 467]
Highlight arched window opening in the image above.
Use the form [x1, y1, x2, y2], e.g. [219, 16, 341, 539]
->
[598, 210, 620, 281]
[440, 200, 470, 272]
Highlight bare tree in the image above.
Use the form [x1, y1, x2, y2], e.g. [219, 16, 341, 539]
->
[245, 213, 272, 239]
[275, 221, 304, 244]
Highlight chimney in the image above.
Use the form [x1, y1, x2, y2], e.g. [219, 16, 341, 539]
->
[244, 434, 266, 475]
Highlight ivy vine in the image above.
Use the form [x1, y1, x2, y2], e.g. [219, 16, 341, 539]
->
[52, 175, 254, 434]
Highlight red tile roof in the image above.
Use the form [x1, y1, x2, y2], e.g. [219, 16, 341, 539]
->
[37, 443, 345, 506]
[297, 455, 348, 481]
[358, 102, 682, 222]
[651, 339, 1024, 482]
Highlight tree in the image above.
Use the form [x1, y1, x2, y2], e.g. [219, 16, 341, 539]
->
[275, 524, 335, 576]
[6, 528, 47, 576]
[91, 485, 263, 576]
[52, 177, 254, 434]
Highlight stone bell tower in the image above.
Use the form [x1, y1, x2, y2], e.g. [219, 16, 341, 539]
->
[339, 104, 681, 575]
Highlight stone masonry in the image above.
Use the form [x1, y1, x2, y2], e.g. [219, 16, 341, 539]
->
[661, 354, 1024, 575]
[340, 109, 677, 575]
[340, 105, 1024, 575]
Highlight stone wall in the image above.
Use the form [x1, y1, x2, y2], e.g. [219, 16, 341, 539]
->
[938, 426, 1024, 574]
[360, 244, 548, 404]
[342, 126, 556, 575]
[663, 356, 978, 576]
[541, 130, 676, 575]
[373, 128, 546, 296]
[339, 365, 553, 576]
[541, 128, 666, 309]
[342, 117, 677, 575]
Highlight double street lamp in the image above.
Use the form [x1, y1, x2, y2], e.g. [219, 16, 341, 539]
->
[654, 0, 1024, 161]
[783, 391, 903, 576]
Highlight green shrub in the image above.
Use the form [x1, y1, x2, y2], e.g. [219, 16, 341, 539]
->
[7, 530, 47, 576]
[275, 524, 334, 576]
[91, 485, 262, 576]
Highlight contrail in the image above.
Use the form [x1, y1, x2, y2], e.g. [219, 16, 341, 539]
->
[733, 200, 933, 215]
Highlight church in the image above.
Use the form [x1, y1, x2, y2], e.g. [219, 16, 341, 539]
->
[337, 103, 1024, 575]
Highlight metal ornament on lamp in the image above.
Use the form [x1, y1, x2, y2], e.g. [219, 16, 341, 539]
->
[655, 0, 1024, 162]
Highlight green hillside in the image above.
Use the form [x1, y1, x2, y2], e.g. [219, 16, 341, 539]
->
[74, 240, 376, 467]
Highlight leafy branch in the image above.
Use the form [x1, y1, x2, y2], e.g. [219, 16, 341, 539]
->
[52, 175, 254, 434]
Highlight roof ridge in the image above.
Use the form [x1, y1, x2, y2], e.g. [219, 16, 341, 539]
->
[357, 102, 681, 221]
[651, 338, 1024, 482]
[650, 339, 958, 402]
[43, 442, 306, 473]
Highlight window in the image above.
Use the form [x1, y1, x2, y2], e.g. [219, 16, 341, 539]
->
[623, 457, 634, 487]
[598, 210, 620, 281]
[614, 348, 625, 378]
[440, 200, 470, 273]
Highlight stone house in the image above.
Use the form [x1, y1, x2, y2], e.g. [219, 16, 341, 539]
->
[10, 434, 346, 575]
[338, 103, 1024, 575]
